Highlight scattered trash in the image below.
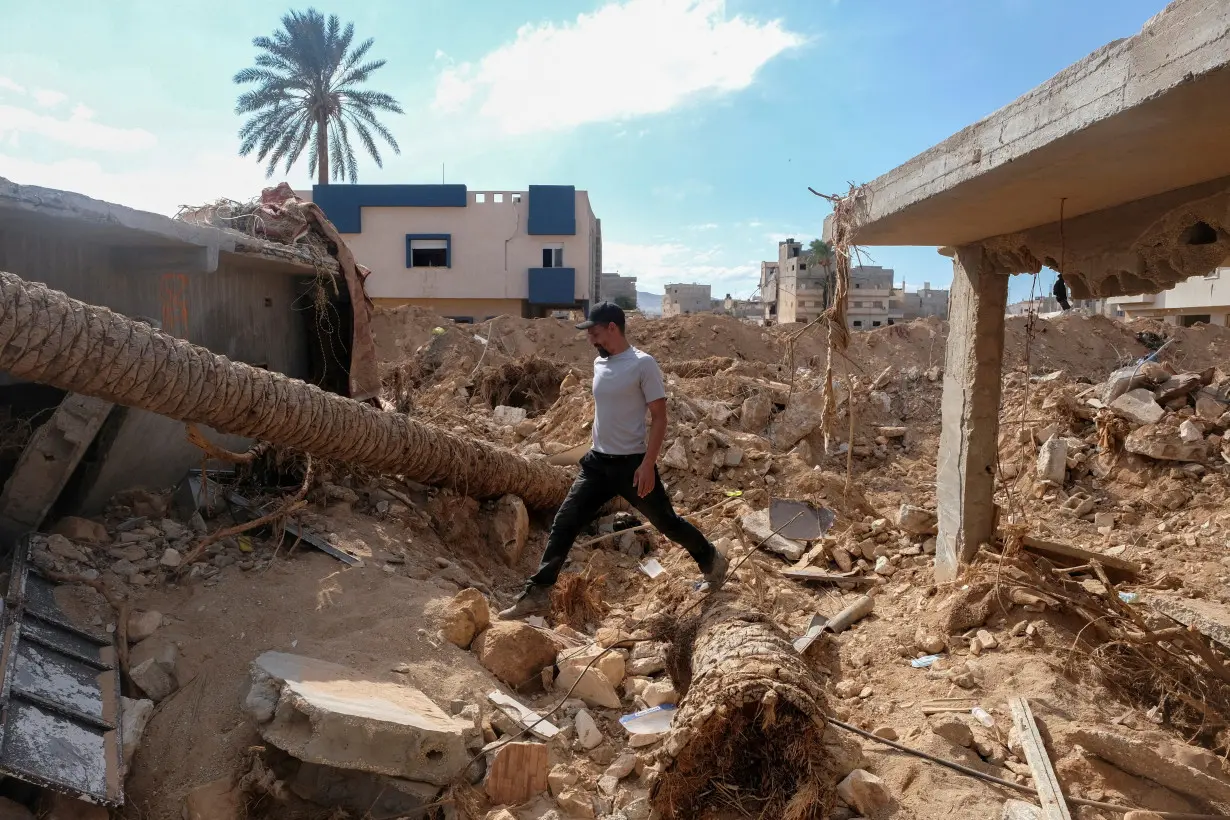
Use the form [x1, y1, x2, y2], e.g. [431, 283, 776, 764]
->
[826, 595, 875, 634]
[970, 706, 995, 727]
[431, 326, 446, 335]
[911, 655, 943, 668]
[619, 705, 677, 735]
[793, 614, 828, 653]
[640, 558, 665, 578]
[1118, 591, 1141, 604]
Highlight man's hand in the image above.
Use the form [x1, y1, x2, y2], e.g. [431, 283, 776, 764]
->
[633, 459, 656, 498]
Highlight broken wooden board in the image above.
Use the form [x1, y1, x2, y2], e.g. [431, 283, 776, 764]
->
[484, 741, 548, 805]
[1009, 697, 1072, 820]
[780, 567, 873, 585]
[487, 691, 559, 741]
[1146, 594, 1230, 650]
[1016, 535, 1141, 580]
[919, 697, 977, 716]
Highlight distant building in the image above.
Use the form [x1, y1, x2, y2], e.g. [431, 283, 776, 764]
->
[1006, 295, 1104, 318]
[600, 272, 637, 307]
[901, 281, 949, 320]
[760, 238, 830, 325]
[663, 283, 712, 317]
[1105, 268, 1230, 326]
[722, 294, 760, 320]
[304, 184, 601, 323]
[848, 265, 904, 329]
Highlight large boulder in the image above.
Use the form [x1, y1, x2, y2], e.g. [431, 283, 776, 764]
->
[244, 652, 470, 785]
[1125, 423, 1208, 462]
[473, 621, 564, 689]
[770, 391, 826, 451]
[439, 589, 491, 649]
[740, 394, 773, 434]
[1110, 388, 1165, 426]
[740, 509, 806, 561]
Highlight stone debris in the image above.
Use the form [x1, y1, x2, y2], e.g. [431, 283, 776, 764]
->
[1069, 727, 1230, 803]
[440, 588, 491, 649]
[473, 621, 564, 688]
[1110, 388, 1166, 426]
[575, 708, 604, 750]
[1001, 799, 1043, 820]
[554, 663, 621, 709]
[740, 508, 806, 561]
[129, 640, 179, 702]
[1125, 423, 1208, 462]
[493, 405, 528, 426]
[1035, 437, 1068, 483]
[897, 503, 937, 535]
[836, 769, 892, 815]
[121, 696, 155, 768]
[49, 515, 110, 543]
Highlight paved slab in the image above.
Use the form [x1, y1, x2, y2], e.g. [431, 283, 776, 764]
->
[244, 652, 469, 785]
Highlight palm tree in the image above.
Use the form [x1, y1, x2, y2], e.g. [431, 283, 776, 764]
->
[807, 238, 835, 309]
[234, 9, 404, 185]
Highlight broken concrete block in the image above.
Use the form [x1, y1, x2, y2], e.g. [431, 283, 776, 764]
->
[291, 762, 440, 817]
[1195, 391, 1229, 421]
[126, 610, 163, 643]
[129, 641, 179, 702]
[1001, 800, 1042, 820]
[43, 534, 90, 564]
[740, 509, 806, 561]
[1110, 388, 1166, 426]
[575, 708, 603, 749]
[440, 588, 491, 649]
[245, 651, 469, 785]
[493, 405, 528, 426]
[836, 769, 891, 815]
[1035, 437, 1068, 483]
[474, 621, 564, 688]
[484, 741, 549, 805]
[1154, 373, 1203, 402]
[662, 440, 689, 471]
[1125, 423, 1208, 462]
[120, 696, 155, 769]
[556, 787, 597, 819]
[1070, 727, 1230, 803]
[491, 495, 530, 564]
[642, 680, 678, 708]
[770, 390, 826, 451]
[549, 764, 579, 797]
[50, 516, 109, 544]
[1102, 367, 1152, 404]
[897, 504, 937, 535]
[1180, 419, 1204, 443]
[558, 645, 625, 688]
[554, 664, 621, 710]
[740, 394, 773, 433]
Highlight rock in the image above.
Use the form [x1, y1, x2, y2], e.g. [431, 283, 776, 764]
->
[0, 797, 34, 820]
[869, 390, 893, 415]
[873, 726, 899, 741]
[1180, 419, 1204, 443]
[622, 797, 652, 820]
[897, 504, 937, 535]
[129, 640, 179, 702]
[182, 777, 242, 820]
[740, 509, 806, 561]
[835, 680, 861, 699]
[1195, 392, 1229, 421]
[662, 440, 689, 471]
[627, 644, 666, 677]
[1071, 728, 1230, 803]
[515, 418, 538, 438]
[473, 621, 563, 688]
[42, 534, 89, 564]
[549, 764, 579, 797]
[605, 752, 637, 780]
[724, 446, 744, 467]
[1123, 813, 1166, 820]
[1111, 388, 1166, 426]
[741, 394, 773, 433]
[491, 495, 530, 564]
[486, 811, 518, 820]
[1125, 423, 1208, 462]
[1001, 799, 1043, 820]
[1094, 511, 1116, 531]
[244, 651, 469, 785]
[836, 769, 891, 815]
[555, 664, 621, 709]
[976, 629, 997, 650]
[556, 787, 596, 819]
[493, 405, 528, 426]
[575, 708, 604, 749]
[1154, 373, 1203, 402]
[127, 610, 163, 643]
[915, 629, 945, 655]
[558, 645, 625, 688]
[931, 716, 974, 748]
[50, 516, 109, 544]
[120, 696, 155, 768]
[484, 741, 549, 805]
[771, 390, 827, 451]
[159, 547, 183, 568]
[1035, 437, 1068, 483]
[440, 588, 491, 649]
[110, 544, 147, 561]
[292, 762, 440, 816]
[642, 680, 678, 708]
[561, 372, 580, 391]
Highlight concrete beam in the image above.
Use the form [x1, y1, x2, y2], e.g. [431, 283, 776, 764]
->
[110, 245, 219, 275]
[935, 246, 1008, 582]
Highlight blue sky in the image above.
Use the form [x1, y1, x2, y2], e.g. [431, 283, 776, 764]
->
[0, 0, 1164, 302]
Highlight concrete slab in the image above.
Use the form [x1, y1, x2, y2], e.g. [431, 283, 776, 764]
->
[836, 1, 1230, 250]
[244, 652, 469, 785]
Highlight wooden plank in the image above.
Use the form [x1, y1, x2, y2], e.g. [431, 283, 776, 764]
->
[780, 567, 873, 584]
[1018, 534, 1141, 578]
[484, 741, 549, 805]
[1009, 696, 1072, 820]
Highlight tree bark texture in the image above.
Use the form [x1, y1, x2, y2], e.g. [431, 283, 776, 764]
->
[0, 271, 574, 509]
[651, 604, 835, 820]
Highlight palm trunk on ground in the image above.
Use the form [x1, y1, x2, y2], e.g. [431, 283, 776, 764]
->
[0, 271, 573, 509]
[650, 602, 836, 820]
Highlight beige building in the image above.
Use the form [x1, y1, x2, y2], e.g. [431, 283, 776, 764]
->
[848, 265, 905, 329]
[662, 283, 712, 317]
[901, 281, 949, 320]
[722, 294, 760, 320]
[600, 272, 637, 307]
[303, 184, 600, 322]
[1106, 267, 1230, 326]
[760, 238, 829, 324]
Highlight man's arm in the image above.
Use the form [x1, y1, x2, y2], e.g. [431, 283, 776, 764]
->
[634, 398, 667, 497]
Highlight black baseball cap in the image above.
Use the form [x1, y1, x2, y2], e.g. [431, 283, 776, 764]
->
[576, 301, 625, 331]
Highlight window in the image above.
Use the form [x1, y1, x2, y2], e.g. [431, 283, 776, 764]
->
[542, 244, 564, 267]
[854, 283, 861, 289]
[407, 235, 450, 268]
[494, 193, 504, 203]
[853, 301, 863, 308]
[475, 193, 487, 203]
[799, 263, 807, 270]
[512, 193, 523, 203]
[853, 320, 863, 328]
[872, 321, 882, 327]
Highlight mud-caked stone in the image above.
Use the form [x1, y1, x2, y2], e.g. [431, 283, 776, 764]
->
[43, 534, 90, 563]
[931, 716, 974, 748]
[897, 504, 937, 535]
[121, 696, 155, 768]
[1035, 437, 1068, 483]
[129, 639, 179, 702]
[1125, 423, 1208, 462]
[836, 769, 891, 815]
[126, 610, 163, 643]
[740, 394, 773, 433]
[1110, 387, 1165, 425]
[473, 621, 563, 688]
[50, 516, 109, 544]
[244, 651, 470, 785]
[558, 644, 625, 688]
[491, 495, 530, 564]
[440, 588, 491, 649]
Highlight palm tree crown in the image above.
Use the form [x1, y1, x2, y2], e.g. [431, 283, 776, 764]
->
[234, 9, 403, 185]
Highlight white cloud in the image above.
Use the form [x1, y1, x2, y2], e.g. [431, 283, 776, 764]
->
[0, 77, 25, 95]
[604, 240, 760, 297]
[433, 0, 804, 135]
[31, 88, 67, 107]
[0, 99, 155, 153]
[688, 223, 719, 231]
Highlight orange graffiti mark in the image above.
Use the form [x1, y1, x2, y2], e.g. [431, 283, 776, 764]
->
[160, 273, 190, 339]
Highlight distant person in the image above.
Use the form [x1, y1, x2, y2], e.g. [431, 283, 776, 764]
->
[498, 302, 728, 620]
[1053, 275, 1071, 312]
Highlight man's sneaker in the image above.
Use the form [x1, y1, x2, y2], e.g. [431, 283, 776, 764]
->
[497, 584, 552, 620]
[701, 551, 730, 593]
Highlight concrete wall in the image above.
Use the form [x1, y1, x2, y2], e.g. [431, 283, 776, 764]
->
[308, 187, 597, 310]
[902, 283, 950, 320]
[600, 273, 637, 305]
[663, 283, 712, 317]
[371, 297, 523, 321]
[1107, 267, 1230, 324]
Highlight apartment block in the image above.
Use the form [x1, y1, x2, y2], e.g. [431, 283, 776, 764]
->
[600, 272, 638, 307]
[901, 281, 950, 320]
[848, 265, 904, 329]
[1106, 267, 1230, 326]
[305, 184, 600, 323]
[663, 283, 712, 317]
[760, 238, 829, 324]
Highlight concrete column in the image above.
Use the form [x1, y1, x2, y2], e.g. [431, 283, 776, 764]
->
[935, 245, 1008, 582]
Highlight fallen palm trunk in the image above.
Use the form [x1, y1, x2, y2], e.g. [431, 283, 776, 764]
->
[0, 271, 573, 509]
[650, 603, 836, 820]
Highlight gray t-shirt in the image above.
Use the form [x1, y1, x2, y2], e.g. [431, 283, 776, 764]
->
[591, 347, 667, 456]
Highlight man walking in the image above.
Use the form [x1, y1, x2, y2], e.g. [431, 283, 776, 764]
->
[1053, 274, 1071, 312]
[499, 302, 728, 620]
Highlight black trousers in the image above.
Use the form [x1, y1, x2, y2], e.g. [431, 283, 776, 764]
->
[527, 450, 717, 587]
